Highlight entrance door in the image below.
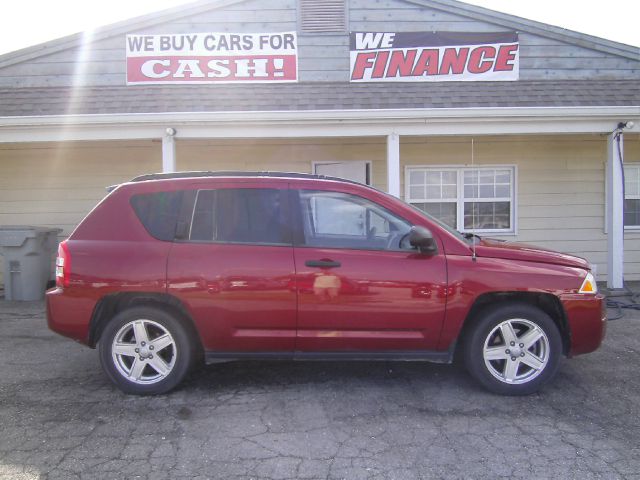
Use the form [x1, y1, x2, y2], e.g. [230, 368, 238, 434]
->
[314, 161, 371, 185]
[292, 185, 447, 352]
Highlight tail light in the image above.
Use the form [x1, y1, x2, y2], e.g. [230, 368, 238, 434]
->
[55, 240, 71, 288]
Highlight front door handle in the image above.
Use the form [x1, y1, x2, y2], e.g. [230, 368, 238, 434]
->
[305, 259, 341, 268]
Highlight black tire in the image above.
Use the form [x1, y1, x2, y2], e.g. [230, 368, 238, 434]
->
[463, 302, 563, 396]
[98, 306, 195, 395]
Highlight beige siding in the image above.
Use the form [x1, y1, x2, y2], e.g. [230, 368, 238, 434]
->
[0, 137, 387, 287]
[2, 134, 640, 288]
[177, 138, 388, 191]
[402, 133, 640, 282]
[0, 140, 161, 285]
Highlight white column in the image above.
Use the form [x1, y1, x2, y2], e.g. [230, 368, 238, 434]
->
[162, 130, 176, 173]
[387, 133, 400, 198]
[606, 132, 624, 289]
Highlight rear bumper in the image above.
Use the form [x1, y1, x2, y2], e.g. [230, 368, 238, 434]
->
[46, 287, 95, 346]
[560, 293, 606, 357]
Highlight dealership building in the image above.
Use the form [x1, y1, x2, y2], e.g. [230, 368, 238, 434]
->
[0, 0, 638, 287]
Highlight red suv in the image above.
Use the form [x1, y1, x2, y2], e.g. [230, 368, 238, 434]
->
[46, 172, 606, 395]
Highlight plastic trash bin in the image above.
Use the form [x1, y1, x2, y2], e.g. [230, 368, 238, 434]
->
[0, 226, 62, 301]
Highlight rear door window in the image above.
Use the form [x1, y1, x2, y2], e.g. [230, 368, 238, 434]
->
[130, 191, 183, 241]
[189, 188, 291, 245]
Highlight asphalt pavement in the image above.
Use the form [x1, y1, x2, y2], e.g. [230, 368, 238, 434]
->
[0, 300, 639, 480]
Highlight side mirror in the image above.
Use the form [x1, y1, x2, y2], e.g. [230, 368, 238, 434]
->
[409, 226, 438, 255]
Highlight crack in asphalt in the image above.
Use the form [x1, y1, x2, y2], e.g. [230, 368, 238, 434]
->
[0, 301, 639, 479]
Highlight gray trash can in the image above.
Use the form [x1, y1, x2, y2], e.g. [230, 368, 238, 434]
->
[0, 226, 62, 301]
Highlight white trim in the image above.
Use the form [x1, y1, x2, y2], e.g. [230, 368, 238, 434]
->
[606, 132, 624, 288]
[2, 106, 637, 123]
[604, 158, 609, 235]
[387, 133, 401, 198]
[162, 133, 176, 173]
[1, 106, 638, 143]
[405, 164, 518, 234]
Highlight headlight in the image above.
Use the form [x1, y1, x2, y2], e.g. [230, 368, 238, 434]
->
[578, 272, 598, 294]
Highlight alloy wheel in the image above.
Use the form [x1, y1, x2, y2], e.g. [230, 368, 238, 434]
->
[482, 318, 550, 384]
[111, 319, 177, 384]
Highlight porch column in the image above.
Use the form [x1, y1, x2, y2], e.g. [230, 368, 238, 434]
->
[162, 128, 176, 173]
[387, 133, 400, 198]
[606, 131, 624, 289]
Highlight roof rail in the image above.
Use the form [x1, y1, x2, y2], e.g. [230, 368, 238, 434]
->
[129, 170, 365, 186]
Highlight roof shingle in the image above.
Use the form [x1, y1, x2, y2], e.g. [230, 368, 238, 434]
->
[0, 80, 638, 117]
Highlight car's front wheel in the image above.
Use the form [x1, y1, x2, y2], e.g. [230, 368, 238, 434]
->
[98, 306, 195, 395]
[464, 303, 563, 395]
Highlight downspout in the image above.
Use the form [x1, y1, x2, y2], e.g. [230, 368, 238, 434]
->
[606, 121, 634, 289]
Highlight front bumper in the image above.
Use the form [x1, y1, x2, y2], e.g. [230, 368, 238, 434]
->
[560, 293, 607, 357]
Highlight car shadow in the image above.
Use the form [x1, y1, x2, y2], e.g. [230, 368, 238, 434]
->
[181, 359, 472, 393]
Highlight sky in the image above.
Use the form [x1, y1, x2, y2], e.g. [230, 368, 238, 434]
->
[0, 0, 638, 56]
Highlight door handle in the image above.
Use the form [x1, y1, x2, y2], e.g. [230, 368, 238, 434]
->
[305, 259, 341, 268]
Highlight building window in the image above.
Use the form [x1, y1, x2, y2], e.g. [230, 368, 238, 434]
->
[624, 164, 640, 227]
[406, 166, 516, 233]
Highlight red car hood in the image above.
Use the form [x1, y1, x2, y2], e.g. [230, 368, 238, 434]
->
[473, 238, 590, 270]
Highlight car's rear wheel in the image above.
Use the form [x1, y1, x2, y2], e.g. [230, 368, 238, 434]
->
[98, 306, 195, 395]
[464, 303, 562, 395]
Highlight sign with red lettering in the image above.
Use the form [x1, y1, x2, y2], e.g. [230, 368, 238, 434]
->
[350, 32, 519, 82]
[126, 32, 298, 84]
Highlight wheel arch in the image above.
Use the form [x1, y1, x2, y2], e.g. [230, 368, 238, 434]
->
[88, 292, 203, 353]
[455, 291, 571, 358]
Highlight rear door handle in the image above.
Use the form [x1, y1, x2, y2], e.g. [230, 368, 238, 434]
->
[305, 260, 341, 268]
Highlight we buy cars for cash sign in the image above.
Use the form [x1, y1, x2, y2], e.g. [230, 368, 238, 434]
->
[126, 32, 298, 84]
[350, 32, 519, 82]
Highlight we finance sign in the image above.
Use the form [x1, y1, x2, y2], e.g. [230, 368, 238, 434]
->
[350, 32, 519, 82]
[126, 32, 298, 84]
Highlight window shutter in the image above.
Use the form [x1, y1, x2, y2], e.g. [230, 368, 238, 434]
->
[299, 0, 347, 33]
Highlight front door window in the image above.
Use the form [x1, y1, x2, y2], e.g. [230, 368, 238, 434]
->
[298, 190, 413, 251]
